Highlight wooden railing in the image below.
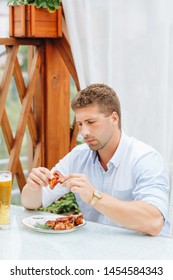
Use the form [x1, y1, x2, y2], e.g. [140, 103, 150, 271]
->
[0, 36, 79, 191]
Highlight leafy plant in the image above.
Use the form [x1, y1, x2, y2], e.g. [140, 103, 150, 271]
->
[7, 0, 61, 12]
[36, 192, 80, 215]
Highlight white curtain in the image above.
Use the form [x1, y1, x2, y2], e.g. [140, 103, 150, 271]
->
[62, 0, 173, 178]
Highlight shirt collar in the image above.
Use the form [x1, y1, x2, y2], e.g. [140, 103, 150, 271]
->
[92, 150, 98, 164]
[109, 130, 129, 167]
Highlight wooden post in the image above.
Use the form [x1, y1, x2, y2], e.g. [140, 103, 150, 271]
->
[44, 40, 70, 169]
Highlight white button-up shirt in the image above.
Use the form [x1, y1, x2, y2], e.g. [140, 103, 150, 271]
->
[42, 131, 170, 234]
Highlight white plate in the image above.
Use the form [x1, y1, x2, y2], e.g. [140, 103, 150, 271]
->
[21, 214, 86, 234]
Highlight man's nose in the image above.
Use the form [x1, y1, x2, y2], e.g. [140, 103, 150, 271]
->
[80, 125, 90, 137]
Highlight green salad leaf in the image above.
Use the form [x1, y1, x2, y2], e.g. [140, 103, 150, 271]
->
[34, 222, 52, 230]
[36, 192, 80, 215]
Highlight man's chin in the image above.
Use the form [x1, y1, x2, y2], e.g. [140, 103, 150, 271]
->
[87, 143, 100, 151]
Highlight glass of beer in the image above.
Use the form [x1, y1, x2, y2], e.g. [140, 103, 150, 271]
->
[0, 171, 12, 229]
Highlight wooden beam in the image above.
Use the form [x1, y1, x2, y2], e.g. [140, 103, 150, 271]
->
[0, 38, 42, 46]
[52, 35, 80, 91]
[52, 35, 80, 150]
[44, 40, 70, 168]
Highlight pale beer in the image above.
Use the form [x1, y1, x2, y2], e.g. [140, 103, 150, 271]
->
[0, 171, 12, 229]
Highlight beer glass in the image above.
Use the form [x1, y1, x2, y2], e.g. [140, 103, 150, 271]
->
[0, 171, 12, 229]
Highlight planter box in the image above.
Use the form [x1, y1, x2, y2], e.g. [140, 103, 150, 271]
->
[9, 5, 62, 38]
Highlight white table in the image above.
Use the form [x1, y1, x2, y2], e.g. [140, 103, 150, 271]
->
[1, 205, 173, 260]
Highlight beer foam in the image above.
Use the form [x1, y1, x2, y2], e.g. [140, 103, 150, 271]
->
[0, 174, 11, 182]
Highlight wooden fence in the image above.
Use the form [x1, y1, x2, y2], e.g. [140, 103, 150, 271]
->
[0, 36, 79, 191]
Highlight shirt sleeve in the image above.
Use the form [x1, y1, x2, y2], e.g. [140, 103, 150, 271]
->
[132, 151, 170, 224]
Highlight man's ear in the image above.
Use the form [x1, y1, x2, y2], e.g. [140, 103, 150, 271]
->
[111, 111, 119, 125]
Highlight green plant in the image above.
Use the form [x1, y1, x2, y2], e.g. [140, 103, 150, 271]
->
[36, 192, 81, 215]
[7, 0, 61, 12]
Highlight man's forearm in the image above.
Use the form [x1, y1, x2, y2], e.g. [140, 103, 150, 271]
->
[93, 193, 164, 236]
[21, 184, 42, 210]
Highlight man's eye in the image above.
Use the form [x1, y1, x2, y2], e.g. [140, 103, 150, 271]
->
[88, 121, 95, 124]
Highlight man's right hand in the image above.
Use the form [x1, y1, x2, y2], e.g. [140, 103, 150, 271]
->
[21, 167, 53, 209]
[26, 167, 53, 191]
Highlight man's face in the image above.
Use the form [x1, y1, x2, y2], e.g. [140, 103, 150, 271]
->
[75, 105, 119, 151]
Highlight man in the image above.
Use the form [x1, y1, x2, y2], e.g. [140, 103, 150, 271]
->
[21, 83, 170, 236]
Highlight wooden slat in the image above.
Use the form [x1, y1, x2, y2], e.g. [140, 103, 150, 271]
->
[30, 5, 36, 37]
[26, 46, 45, 171]
[70, 121, 79, 150]
[52, 35, 80, 150]
[15, 172, 26, 192]
[52, 35, 80, 91]
[9, 5, 14, 37]
[13, 55, 38, 147]
[0, 38, 42, 46]
[8, 47, 42, 174]
[30, 46, 45, 168]
[0, 46, 19, 124]
[1, 111, 26, 191]
[32, 142, 41, 168]
[56, 6, 62, 37]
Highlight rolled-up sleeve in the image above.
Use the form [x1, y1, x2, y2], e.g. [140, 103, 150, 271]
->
[132, 151, 170, 233]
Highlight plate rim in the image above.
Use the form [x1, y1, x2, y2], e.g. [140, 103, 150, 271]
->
[21, 214, 86, 234]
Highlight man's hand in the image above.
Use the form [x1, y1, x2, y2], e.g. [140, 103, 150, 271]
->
[62, 173, 95, 204]
[26, 167, 53, 191]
